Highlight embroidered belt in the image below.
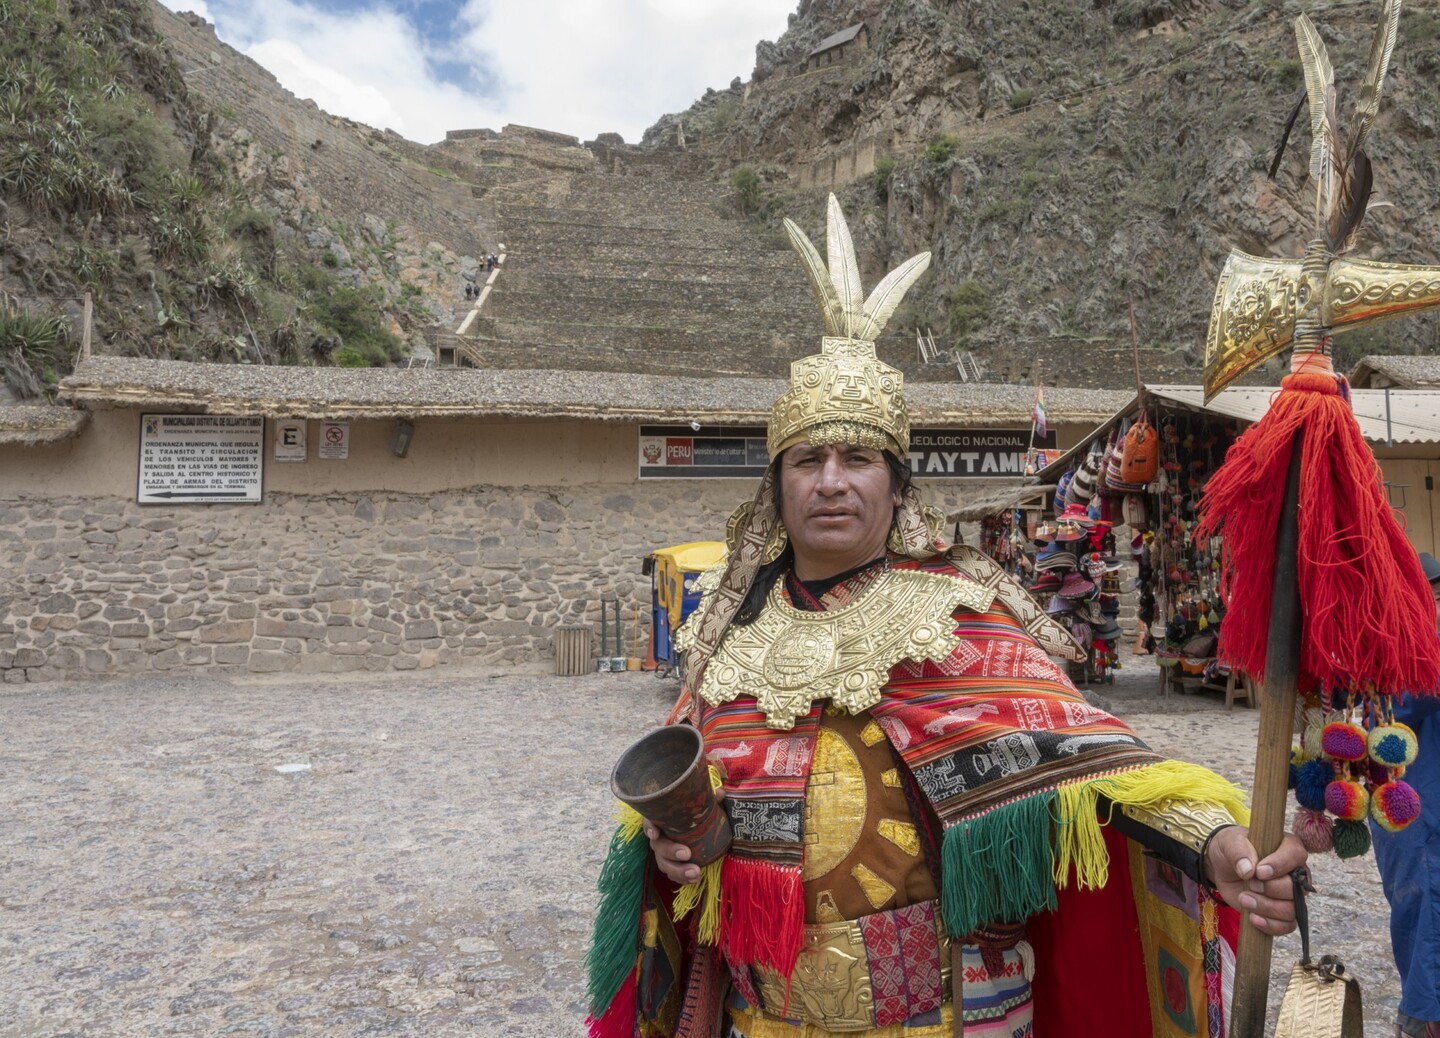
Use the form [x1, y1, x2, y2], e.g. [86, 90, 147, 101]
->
[741, 900, 951, 1033]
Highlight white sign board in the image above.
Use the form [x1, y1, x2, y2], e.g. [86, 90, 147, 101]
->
[138, 414, 264, 504]
[318, 421, 350, 460]
[274, 419, 307, 462]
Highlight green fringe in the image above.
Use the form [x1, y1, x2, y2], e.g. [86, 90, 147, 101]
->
[584, 821, 648, 1015]
[941, 792, 1058, 940]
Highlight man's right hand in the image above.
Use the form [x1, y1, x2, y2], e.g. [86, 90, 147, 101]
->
[644, 822, 702, 885]
[644, 786, 725, 885]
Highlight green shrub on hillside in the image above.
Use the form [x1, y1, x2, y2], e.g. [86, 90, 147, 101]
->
[0, 302, 72, 399]
[924, 134, 960, 168]
[945, 280, 991, 343]
[300, 272, 404, 367]
[732, 165, 765, 214]
[871, 155, 896, 203]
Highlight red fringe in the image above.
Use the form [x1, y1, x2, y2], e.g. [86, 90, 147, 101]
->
[1196, 370, 1440, 697]
[720, 856, 805, 978]
[586, 971, 637, 1038]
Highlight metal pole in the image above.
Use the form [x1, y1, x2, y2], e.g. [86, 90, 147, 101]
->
[1229, 431, 1304, 1037]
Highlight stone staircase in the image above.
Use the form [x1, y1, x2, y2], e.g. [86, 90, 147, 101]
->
[460, 172, 918, 379]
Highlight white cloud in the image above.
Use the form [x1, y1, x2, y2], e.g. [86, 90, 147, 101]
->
[158, 0, 792, 145]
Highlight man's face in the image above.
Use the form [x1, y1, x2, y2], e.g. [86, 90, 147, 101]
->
[778, 442, 900, 581]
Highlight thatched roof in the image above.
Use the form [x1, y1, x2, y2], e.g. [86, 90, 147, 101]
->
[58, 357, 1130, 425]
[947, 482, 1049, 523]
[0, 404, 89, 445]
[1348, 355, 1440, 389]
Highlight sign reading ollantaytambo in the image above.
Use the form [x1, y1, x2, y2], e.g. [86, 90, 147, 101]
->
[138, 414, 264, 504]
[638, 426, 1056, 479]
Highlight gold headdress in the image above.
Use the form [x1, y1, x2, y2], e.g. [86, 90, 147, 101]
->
[676, 196, 939, 699]
[768, 196, 930, 458]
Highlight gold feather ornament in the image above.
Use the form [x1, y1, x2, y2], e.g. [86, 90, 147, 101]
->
[769, 195, 931, 459]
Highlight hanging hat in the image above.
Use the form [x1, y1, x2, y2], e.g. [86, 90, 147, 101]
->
[1420, 552, 1440, 585]
[1035, 547, 1078, 572]
[1033, 520, 1058, 546]
[1045, 594, 1073, 617]
[1094, 618, 1124, 642]
[1057, 503, 1095, 526]
[1082, 551, 1122, 580]
[1060, 572, 1097, 599]
[1030, 571, 1063, 594]
[1066, 450, 1101, 506]
[1054, 472, 1074, 513]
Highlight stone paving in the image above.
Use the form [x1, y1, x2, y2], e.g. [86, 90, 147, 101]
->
[0, 650, 1404, 1037]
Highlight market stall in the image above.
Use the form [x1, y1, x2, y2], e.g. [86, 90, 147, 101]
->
[1035, 383, 1440, 701]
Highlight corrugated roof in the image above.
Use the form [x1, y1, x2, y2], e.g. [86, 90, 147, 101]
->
[808, 23, 866, 57]
[1151, 385, 1440, 444]
[1348, 355, 1440, 389]
[0, 404, 89, 445]
[57, 357, 1130, 425]
[1035, 383, 1440, 482]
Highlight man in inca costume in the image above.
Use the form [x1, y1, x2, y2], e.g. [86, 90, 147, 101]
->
[586, 196, 1305, 1038]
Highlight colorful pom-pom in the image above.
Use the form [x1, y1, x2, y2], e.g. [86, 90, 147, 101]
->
[1324, 778, 1369, 821]
[1367, 724, 1419, 769]
[1292, 807, 1334, 853]
[1370, 780, 1422, 833]
[1321, 722, 1369, 762]
[1295, 758, 1333, 811]
[1332, 818, 1371, 859]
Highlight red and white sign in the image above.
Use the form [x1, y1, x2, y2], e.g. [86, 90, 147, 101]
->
[665, 438, 693, 464]
[318, 421, 350, 460]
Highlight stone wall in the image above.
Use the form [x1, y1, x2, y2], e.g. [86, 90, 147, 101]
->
[0, 481, 993, 683]
[797, 131, 893, 191]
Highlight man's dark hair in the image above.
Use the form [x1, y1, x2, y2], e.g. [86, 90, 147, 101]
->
[732, 449, 911, 626]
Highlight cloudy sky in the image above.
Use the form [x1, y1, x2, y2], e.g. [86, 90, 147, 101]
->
[161, 0, 794, 145]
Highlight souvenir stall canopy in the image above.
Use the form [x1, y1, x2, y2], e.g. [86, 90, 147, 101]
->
[1034, 384, 1440, 700]
[946, 482, 1051, 577]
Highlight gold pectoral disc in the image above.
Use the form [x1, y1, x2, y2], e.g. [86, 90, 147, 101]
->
[696, 568, 995, 730]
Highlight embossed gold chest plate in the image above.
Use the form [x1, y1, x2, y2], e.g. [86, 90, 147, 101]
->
[682, 569, 994, 730]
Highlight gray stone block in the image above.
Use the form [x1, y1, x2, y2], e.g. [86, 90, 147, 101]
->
[200, 621, 256, 644]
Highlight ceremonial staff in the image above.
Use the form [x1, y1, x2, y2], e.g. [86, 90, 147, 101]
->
[1194, 2, 1440, 1032]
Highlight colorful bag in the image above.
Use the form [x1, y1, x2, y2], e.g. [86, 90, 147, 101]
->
[1122, 493, 1149, 530]
[1120, 411, 1158, 484]
[1106, 426, 1148, 494]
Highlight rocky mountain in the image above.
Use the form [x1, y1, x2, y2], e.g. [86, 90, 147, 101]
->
[2, 0, 1436, 402]
[645, 0, 1440, 383]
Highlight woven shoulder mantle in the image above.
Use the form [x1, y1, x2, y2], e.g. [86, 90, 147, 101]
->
[678, 567, 995, 730]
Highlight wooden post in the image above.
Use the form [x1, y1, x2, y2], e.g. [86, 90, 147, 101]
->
[81, 292, 93, 360]
[1229, 433, 1304, 1036]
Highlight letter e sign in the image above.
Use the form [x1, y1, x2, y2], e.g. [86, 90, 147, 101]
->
[275, 419, 307, 462]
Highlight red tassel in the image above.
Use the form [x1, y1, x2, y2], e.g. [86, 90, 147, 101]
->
[586, 972, 637, 1038]
[1196, 368, 1440, 698]
[721, 856, 805, 978]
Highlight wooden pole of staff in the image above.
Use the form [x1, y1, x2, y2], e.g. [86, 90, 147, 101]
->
[1228, 432, 1304, 1036]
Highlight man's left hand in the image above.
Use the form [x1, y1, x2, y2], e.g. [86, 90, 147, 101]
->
[1204, 826, 1307, 935]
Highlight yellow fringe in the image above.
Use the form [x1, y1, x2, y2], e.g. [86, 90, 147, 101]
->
[669, 764, 727, 945]
[670, 857, 724, 944]
[1053, 760, 1251, 891]
[615, 802, 645, 843]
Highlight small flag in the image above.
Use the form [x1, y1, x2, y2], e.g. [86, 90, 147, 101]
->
[1031, 387, 1047, 439]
